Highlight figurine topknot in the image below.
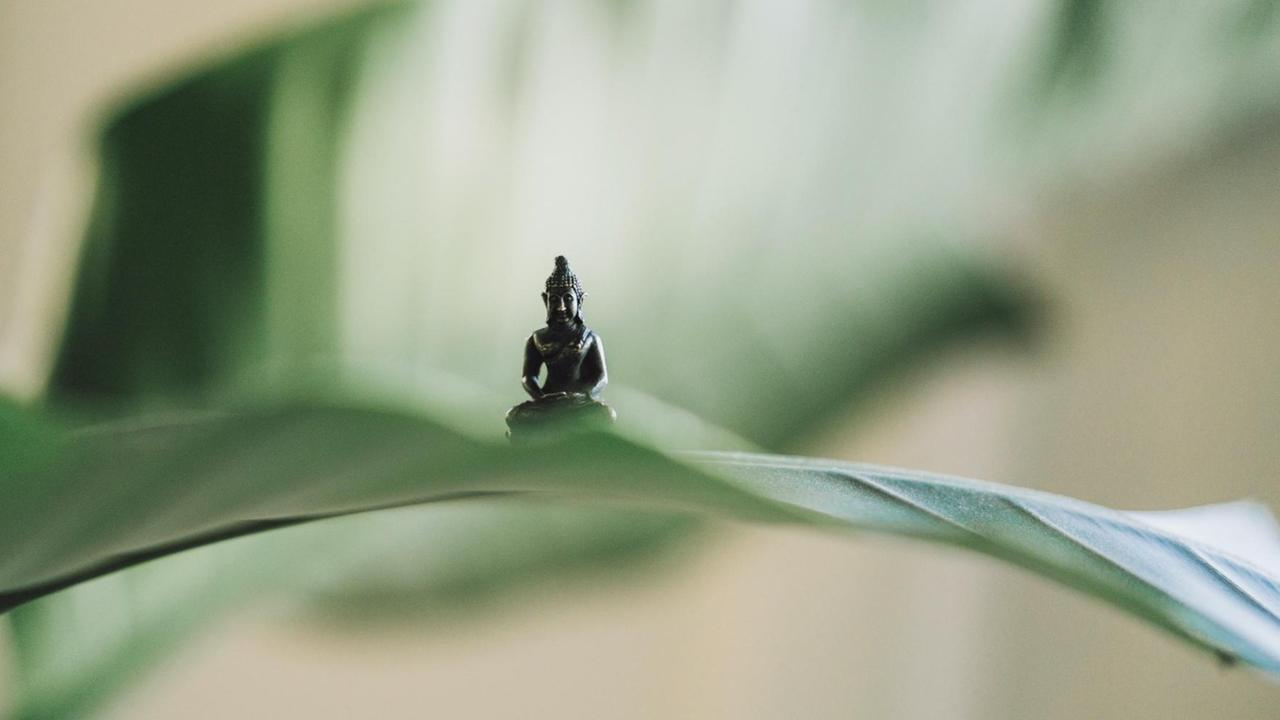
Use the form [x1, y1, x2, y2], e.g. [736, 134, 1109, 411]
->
[545, 255, 584, 297]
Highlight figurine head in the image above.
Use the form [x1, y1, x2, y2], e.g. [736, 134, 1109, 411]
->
[543, 255, 585, 326]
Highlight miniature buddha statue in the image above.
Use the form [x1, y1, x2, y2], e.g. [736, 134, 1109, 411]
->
[506, 256, 616, 440]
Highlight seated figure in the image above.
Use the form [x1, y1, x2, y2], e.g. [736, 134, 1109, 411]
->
[506, 256, 616, 440]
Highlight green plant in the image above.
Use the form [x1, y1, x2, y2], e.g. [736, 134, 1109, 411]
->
[4, 1, 1280, 718]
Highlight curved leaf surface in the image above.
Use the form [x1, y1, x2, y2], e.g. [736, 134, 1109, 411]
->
[3, 403, 1279, 677]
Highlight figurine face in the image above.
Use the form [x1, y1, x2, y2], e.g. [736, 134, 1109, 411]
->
[543, 289, 579, 325]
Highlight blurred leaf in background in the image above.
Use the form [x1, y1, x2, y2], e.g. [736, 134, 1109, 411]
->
[49, 0, 1037, 444]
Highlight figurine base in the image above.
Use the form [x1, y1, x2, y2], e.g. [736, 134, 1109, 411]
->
[506, 395, 616, 443]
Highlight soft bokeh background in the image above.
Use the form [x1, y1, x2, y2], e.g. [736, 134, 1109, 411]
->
[3, 0, 1280, 718]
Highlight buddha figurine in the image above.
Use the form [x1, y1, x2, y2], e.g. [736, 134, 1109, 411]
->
[506, 255, 616, 440]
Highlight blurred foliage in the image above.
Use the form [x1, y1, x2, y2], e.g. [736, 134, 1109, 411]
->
[51, 6, 392, 406]
[49, 0, 1036, 446]
[7, 0, 1280, 717]
[1041, 0, 1106, 93]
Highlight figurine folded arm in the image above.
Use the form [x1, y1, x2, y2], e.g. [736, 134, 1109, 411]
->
[521, 336, 546, 400]
[580, 334, 608, 398]
[519, 333, 608, 401]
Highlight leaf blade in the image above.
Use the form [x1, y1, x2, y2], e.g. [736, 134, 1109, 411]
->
[4, 404, 1279, 676]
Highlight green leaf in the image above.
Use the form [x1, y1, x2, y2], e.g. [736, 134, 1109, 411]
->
[48, 4, 398, 407]
[0, 402, 765, 613]
[4, 403, 1280, 680]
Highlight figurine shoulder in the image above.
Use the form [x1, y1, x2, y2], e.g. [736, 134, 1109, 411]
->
[576, 326, 601, 351]
[530, 327, 561, 352]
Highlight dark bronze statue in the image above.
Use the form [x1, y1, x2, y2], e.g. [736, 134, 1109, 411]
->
[506, 256, 616, 440]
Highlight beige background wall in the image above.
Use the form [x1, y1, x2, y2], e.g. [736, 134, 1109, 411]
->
[3, 1, 1279, 718]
